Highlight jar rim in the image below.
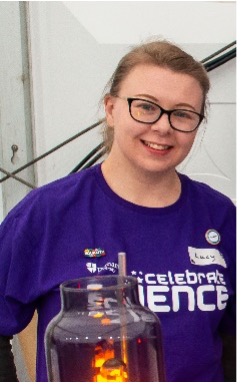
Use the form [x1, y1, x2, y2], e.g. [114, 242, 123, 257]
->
[60, 275, 138, 292]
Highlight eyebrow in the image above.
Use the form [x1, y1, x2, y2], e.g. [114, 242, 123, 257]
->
[135, 93, 159, 102]
[134, 93, 197, 111]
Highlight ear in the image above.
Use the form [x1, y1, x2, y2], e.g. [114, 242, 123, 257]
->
[104, 95, 115, 127]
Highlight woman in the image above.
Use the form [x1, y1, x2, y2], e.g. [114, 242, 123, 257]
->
[0, 40, 236, 381]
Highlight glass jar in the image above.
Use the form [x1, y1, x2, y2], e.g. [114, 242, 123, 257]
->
[45, 275, 165, 382]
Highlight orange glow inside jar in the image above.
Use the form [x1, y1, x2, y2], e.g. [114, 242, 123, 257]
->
[92, 340, 128, 382]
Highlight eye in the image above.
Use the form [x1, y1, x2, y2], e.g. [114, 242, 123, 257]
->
[133, 100, 159, 114]
[172, 110, 195, 120]
[140, 103, 155, 111]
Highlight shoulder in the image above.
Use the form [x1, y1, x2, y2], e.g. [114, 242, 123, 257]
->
[180, 173, 236, 214]
[1, 165, 99, 225]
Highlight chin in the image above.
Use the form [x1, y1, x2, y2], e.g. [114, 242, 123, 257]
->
[136, 164, 175, 177]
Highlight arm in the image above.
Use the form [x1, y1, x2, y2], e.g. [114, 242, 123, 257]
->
[0, 335, 18, 382]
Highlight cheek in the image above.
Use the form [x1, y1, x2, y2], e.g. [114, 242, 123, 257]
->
[177, 133, 196, 155]
[111, 110, 135, 140]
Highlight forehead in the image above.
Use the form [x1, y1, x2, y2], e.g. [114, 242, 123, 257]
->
[119, 64, 203, 107]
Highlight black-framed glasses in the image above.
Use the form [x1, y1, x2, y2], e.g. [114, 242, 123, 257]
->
[117, 96, 204, 133]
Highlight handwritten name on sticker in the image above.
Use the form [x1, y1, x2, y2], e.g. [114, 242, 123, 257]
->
[188, 247, 227, 268]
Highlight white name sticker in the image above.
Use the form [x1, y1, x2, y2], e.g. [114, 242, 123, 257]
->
[188, 247, 227, 268]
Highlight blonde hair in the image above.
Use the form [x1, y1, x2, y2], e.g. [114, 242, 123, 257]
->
[102, 39, 210, 153]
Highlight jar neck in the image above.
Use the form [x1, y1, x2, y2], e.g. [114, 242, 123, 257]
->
[60, 276, 140, 311]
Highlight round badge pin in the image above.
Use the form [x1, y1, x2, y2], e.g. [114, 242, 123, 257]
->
[205, 229, 221, 245]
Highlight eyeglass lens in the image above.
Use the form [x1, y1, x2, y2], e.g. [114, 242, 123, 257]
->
[130, 99, 201, 131]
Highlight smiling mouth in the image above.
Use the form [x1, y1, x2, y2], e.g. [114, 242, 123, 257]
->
[142, 140, 173, 151]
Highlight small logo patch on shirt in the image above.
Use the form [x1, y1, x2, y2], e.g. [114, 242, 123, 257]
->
[86, 262, 119, 274]
[188, 246, 227, 268]
[84, 248, 106, 258]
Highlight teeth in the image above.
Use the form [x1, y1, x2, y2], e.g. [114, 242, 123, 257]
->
[144, 141, 170, 150]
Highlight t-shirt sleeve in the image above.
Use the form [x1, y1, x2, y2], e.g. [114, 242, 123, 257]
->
[0, 207, 38, 335]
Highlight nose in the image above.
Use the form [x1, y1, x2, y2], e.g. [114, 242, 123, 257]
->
[150, 112, 172, 135]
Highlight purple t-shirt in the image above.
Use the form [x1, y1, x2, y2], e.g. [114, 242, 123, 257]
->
[0, 164, 236, 381]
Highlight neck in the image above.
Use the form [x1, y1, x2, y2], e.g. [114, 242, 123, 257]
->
[101, 155, 181, 208]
